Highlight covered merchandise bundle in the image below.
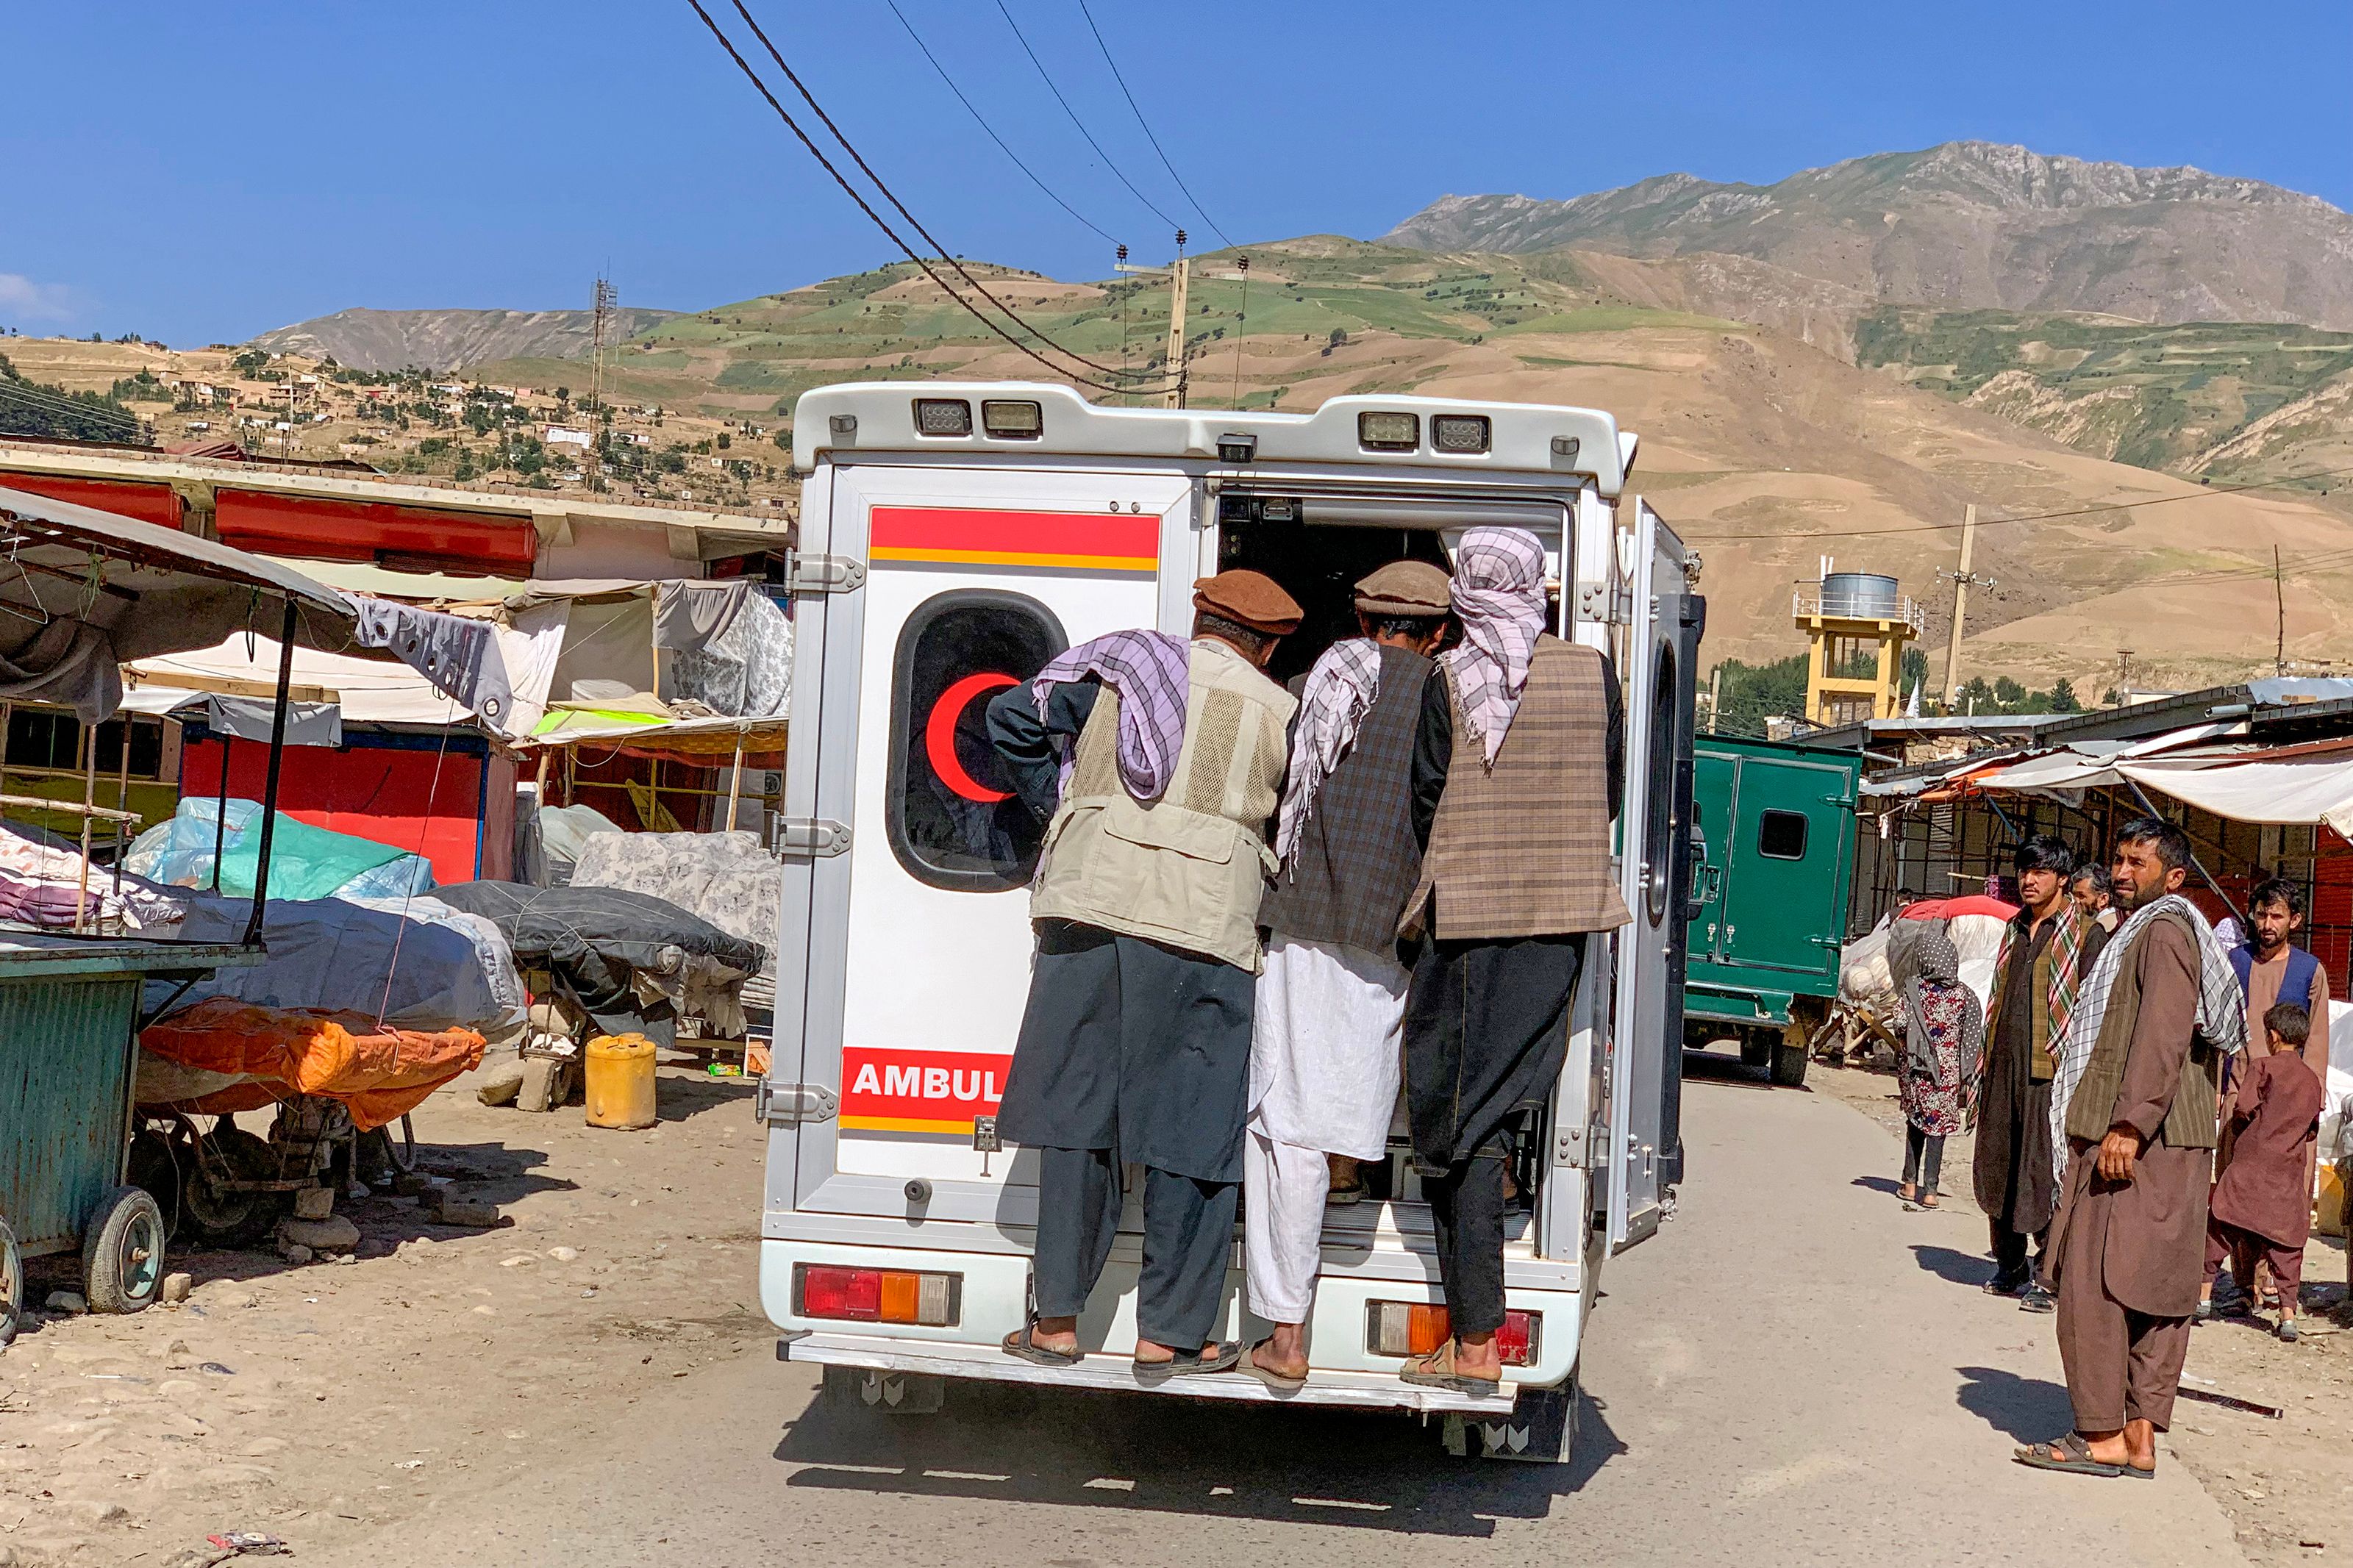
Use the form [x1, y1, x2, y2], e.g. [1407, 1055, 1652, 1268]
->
[137, 998, 485, 1131]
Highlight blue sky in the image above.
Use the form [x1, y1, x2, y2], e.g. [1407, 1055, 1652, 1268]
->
[4, 1, 2347, 346]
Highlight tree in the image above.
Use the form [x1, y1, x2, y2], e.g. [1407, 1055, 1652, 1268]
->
[1706, 654, 1809, 735]
[2049, 677, 2082, 715]
[1959, 676, 1995, 713]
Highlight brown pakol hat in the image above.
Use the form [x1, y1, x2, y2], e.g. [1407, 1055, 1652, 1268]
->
[1192, 569, 1303, 635]
[1352, 559, 1453, 618]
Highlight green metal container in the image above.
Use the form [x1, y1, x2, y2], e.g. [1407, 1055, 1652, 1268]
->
[0, 941, 253, 1260]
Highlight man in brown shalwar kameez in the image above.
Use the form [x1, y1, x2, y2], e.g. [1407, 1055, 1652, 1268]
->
[2015, 817, 2244, 1480]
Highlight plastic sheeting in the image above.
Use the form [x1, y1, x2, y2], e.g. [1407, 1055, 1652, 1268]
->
[663, 584, 792, 719]
[126, 797, 434, 901]
[137, 997, 485, 1131]
[149, 891, 527, 1040]
[567, 828, 779, 970]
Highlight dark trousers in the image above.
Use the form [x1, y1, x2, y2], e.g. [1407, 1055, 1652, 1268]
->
[1902, 1125, 1945, 1194]
[1031, 1145, 1237, 1349]
[1424, 1150, 1510, 1337]
[1992, 1220, 2047, 1284]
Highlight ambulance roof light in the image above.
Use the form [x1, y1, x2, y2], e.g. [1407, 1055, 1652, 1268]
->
[981, 399, 1043, 440]
[1216, 433, 1256, 464]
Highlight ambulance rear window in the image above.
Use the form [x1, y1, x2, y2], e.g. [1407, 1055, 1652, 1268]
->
[886, 590, 1068, 892]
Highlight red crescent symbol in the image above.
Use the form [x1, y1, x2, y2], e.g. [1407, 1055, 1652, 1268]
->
[926, 672, 1018, 803]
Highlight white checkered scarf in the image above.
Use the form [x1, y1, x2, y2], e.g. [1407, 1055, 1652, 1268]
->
[2045, 891, 2246, 1186]
[1274, 637, 1383, 867]
[1439, 527, 1547, 769]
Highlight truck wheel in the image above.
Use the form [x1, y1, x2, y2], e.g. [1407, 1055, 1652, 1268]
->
[1770, 1039, 1810, 1088]
[0, 1214, 21, 1347]
[1443, 1376, 1579, 1462]
[821, 1364, 946, 1414]
[83, 1186, 166, 1314]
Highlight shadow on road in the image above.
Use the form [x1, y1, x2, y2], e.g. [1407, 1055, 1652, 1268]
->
[1681, 1050, 1785, 1093]
[1954, 1364, 2072, 1443]
[1910, 1244, 1993, 1288]
[1851, 1175, 1903, 1198]
[771, 1378, 1627, 1536]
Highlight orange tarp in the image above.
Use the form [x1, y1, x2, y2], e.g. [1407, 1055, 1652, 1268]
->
[142, 998, 485, 1131]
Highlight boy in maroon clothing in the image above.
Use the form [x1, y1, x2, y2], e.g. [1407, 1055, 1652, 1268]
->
[2202, 1003, 2326, 1342]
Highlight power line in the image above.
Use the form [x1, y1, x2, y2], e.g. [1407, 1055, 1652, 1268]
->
[993, 0, 1180, 233]
[1073, 0, 1232, 248]
[0, 380, 140, 435]
[1680, 464, 2353, 543]
[885, 0, 1123, 249]
[683, 0, 1166, 397]
[726, 0, 1150, 385]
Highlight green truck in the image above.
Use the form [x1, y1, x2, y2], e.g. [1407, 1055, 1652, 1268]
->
[1682, 731, 1860, 1087]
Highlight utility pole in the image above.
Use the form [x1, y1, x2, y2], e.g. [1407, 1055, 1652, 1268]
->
[1706, 664, 1722, 734]
[1939, 503, 1991, 708]
[2116, 649, 2135, 706]
[2274, 544, 2287, 677]
[1113, 231, 1192, 409]
[589, 276, 617, 416]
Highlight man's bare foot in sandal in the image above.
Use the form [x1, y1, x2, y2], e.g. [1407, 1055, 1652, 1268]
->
[1401, 1331, 1505, 1395]
[1028, 1315, 1079, 1357]
[1250, 1323, 1310, 1382]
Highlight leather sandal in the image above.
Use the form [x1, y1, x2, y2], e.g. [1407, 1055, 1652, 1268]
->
[1399, 1339, 1504, 1397]
[2013, 1432, 2122, 1477]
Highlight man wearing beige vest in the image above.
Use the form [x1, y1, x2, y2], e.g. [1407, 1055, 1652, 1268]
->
[985, 570, 1302, 1377]
[2017, 817, 2246, 1479]
[1393, 527, 1628, 1397]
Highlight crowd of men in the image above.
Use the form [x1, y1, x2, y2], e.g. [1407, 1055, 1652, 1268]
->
[983, 526, 1624, 1395]
[1959, 828, 2332, 1480]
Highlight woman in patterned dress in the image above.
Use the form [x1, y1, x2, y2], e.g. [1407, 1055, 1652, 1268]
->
[1888, 919, 1982, 1211]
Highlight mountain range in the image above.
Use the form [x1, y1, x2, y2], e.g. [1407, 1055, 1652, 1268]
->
[1385, 141, 2353, 329]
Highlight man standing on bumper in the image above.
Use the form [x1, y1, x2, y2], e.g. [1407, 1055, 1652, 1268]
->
[1243, 561, 1452, 1390]
[1396, 528, 1628, 1397]
[1977, 834, 2106, 1310]
[2018, 817, 2246, 1479]
[986, 570, 1302, 1375]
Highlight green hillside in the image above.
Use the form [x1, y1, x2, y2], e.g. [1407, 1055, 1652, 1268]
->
[1854, 307, 2353, 495]
[470, 238, 1741, 424]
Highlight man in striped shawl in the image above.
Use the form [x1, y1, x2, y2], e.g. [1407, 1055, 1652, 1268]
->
[1975, 834, 2105, 1311]
[2015, 817, 2246, 1481]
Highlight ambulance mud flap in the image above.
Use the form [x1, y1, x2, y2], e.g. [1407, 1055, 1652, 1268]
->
[821, 1364, 946, 1415]
[1443, 1378, 1578, 1463]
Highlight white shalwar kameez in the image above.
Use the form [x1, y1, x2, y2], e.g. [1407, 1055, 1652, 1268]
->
[1243, 933, 1407, 1322]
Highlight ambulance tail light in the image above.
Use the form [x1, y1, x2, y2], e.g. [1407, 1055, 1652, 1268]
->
[1365, 1301, 1539, 1367]
[795, 1264, 961, 1326]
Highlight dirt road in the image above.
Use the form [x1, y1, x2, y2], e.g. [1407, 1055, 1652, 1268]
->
[5, 1054, 2343, 1566]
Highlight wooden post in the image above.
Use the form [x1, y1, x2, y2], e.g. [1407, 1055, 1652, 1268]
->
[726, 730, 747, 832]
[74, 717, 95, 932]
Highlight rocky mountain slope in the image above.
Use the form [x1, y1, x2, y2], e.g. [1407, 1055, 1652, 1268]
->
[252, 306, 677, 372]
[1385, 142, 2353, 329]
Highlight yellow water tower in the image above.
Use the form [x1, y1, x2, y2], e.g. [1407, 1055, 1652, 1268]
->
[1793, 568, 1921, 726]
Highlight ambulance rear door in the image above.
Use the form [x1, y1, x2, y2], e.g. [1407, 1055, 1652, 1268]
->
[768, 458, 1199, 1226]
[1604, 498, 1700, 1250]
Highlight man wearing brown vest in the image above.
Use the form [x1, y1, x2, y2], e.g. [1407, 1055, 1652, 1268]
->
[985, 570, 1302, 1378]
[2017, 817, 2245, 1479]
[1393, 528, 1628, 1397]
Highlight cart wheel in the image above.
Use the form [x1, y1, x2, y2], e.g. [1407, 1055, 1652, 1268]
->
[0, 1214, 21, 1347]
[83, 1186, 166, 1314]
[182, 1126, 287, 1250]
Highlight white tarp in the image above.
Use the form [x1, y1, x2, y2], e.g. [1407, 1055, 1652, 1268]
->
[2118, 756, 2353, 837]
[128, 619, 554, 737]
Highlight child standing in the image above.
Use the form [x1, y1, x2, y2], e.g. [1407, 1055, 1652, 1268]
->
[2202, 1003, 2326, 1341]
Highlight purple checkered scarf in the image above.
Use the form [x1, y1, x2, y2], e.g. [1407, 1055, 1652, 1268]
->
[1031, 629, 1190, 802]
[1440, 527, 1548, 768]
[1274, 637, 1383, 867]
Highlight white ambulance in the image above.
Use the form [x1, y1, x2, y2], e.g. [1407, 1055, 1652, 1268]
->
[760, 383, 1701, 1461]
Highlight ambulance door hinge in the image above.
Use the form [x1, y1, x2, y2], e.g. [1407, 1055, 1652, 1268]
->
[774, 819, 851, 858]
[785, 551, 866, 595]
[1554, 1123, 1589, 1169]
[754, 1080, 838, 1125]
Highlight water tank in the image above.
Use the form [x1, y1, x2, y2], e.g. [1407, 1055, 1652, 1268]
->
[1820, 572, 1900, 619]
